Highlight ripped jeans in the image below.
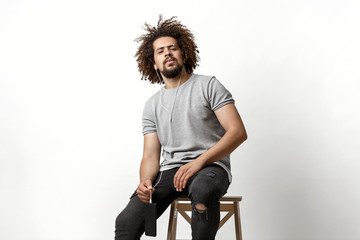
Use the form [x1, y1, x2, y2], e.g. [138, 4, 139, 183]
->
[115, 164, 230, 240]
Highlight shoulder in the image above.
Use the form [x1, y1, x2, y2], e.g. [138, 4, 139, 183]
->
[192, 73, 216, 83]
[191, 73, 219, 89]
[192, 73, 225, 90]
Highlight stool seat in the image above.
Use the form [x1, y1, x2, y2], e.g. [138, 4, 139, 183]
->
[167, 196, 243, 240]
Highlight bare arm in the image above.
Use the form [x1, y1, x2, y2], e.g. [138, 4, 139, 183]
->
[174, 103, 247, 191]
[136, 132, 161, 202]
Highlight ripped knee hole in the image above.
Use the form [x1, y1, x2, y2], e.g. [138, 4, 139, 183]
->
[194, 203, 207, 213]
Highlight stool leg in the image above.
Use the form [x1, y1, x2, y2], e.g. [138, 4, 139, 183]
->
[167, 202, 175, 240]
[172, 201, 178, 240]
[234, 201, 242, 240]
[167, 201, 179, 240]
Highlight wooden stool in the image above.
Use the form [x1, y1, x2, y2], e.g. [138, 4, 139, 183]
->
[167, 196, 243, 240]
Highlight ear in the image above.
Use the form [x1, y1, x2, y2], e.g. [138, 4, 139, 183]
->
[154, 64, 158, 70]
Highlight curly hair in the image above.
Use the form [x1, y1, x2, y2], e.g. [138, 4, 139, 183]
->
[135, 15, 200, 84]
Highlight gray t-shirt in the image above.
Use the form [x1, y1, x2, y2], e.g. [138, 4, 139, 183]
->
[142, 74, 235, 182]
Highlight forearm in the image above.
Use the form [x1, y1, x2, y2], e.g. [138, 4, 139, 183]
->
[173, 103, 246, 191]
[195, 127, 247, 167]
[139, 158, 160, 183]
[173, 127, 247, 192]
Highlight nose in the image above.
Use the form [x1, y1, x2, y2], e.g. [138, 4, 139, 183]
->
[164, 47, 172, 57]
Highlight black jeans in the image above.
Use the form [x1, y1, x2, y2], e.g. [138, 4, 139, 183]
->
[115, 164, 230, 240]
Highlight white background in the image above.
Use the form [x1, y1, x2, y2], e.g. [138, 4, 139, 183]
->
[1, 0, 359, 239]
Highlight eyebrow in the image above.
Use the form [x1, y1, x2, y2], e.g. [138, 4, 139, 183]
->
[155, 44, 177, 52]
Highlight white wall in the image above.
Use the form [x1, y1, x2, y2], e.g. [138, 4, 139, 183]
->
[1, 0, 359, 239]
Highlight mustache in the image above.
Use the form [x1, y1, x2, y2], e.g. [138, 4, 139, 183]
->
[164, 57, 176, 64]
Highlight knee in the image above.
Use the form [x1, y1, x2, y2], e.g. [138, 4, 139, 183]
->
[191, 186, 217, 212]
[194, 203, 207, 213]
[115, 212, 127, 229]
[115, 212, 143, 240]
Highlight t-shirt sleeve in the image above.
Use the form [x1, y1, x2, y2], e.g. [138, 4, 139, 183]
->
[142, 101, 157, 135]
[207, 77, 235, 111]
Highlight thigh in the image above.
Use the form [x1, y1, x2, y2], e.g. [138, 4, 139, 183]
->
[129, 168, 181, 218]
[151, 167, 183, 216]
[187, 164, 230, 204]
[115, 168, 181, 237]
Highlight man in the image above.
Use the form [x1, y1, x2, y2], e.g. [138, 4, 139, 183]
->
[115, 16, 247, 240]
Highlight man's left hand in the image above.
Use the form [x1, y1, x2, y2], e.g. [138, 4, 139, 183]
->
[173, 160, 204, 191]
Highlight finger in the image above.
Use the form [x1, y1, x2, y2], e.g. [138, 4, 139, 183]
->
[147, 186, 155, 192]
[178, 172, 183, 190]
[179, 170, 188, 190]
[176, 169, 185, 191]
[138, 188, 147, 196]
[182, 175, 190, 189]
[178, 173, 185, 191]
[139, 195, 150, 203]
[145, 180, 153, 189]
[144, 180, 155, 191]
[137, 189, 146, 202]
[138, 185, 151, 199]
[138, 189, 150, 201]
[174, 172, 179, 191]
[173, 170, 180, 190]
[139, 184, 149, 194]
[181, 166, 191, 189]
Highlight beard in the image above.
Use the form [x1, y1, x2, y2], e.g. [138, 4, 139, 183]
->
[161, 60, 183, 79]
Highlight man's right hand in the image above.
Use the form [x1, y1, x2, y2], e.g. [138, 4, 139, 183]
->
[136, 179, 155, 203]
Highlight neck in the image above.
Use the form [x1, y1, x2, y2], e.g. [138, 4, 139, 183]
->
[162, 68, 191, 89]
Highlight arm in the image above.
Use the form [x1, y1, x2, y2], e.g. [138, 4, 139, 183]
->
[174, 103, 247, 191]
[136, 132, 161, 202]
